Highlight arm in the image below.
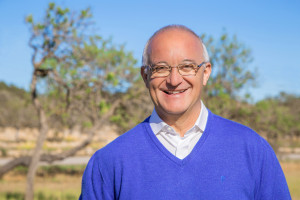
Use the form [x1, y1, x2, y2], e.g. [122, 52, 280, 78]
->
[255, 139, 291, 200]
[79, 153, 114, 200]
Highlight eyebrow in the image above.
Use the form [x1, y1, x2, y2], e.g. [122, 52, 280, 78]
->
[153, 59, 196, 65]
[152, 61, 169, 65]
[182, 59, 196, 63]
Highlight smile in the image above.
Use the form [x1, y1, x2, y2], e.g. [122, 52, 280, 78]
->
[163, 89, 187, 95]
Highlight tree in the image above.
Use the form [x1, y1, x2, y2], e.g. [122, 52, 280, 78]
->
[199, 33, 259, 141]
[202, 33, 256, 99]
[0, 82, 38, 143]
[111, 78, 153, 133]
[0, 82, 38, 130]
[253, 93, 300, 148]
[0, 3, 138, 199]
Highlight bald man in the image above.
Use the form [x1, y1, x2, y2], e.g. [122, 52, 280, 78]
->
[79, 25, 291, 200]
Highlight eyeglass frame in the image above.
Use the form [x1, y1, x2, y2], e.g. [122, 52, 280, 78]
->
[143, 61, 207, 78]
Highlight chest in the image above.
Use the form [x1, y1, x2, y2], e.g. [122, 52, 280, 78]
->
[113, 153, 256, 200]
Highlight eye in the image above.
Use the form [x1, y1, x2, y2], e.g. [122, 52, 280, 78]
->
[179, 64, 195, 72]
[152, 65, 169, 73]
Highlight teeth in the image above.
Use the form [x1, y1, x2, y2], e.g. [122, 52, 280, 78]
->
[166, 90, 185, 94]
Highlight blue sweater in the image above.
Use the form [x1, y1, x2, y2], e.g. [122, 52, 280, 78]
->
[79, 111, 291, 200]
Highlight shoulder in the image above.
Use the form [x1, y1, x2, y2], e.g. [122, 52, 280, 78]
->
[207, 110, 272, 152]
[209, 111, 261, 139]
[210, 111, 254, 133]
[208, 111, 290, 198]
[92, 118, 150, 163]
[207, 111, 280, 168]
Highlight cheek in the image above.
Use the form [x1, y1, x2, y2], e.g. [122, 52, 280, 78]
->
[149, 78, 163, 89]
[148, 80, 164, 99]
[148, 81, 158, 95]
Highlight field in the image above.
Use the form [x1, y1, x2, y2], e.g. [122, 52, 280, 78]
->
[282, 161, 300, 199]
[0, 161, 298, 200]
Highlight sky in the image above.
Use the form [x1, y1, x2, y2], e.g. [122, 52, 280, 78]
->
[0, 0, 299, 102]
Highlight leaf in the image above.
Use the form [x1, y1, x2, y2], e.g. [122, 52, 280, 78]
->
[49, 2, 55, 10]
[106, 72, 115, 81]
[26, 15, 33, 23]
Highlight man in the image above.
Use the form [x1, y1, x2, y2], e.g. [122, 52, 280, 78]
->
[79, 25, 291, 199]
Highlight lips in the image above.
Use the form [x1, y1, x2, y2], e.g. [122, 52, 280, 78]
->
[163, 89, 187, 95]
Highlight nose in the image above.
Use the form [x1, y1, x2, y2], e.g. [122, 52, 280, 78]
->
[166, 67, 183, 86]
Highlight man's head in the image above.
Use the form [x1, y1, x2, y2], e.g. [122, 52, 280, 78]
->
[141, 25, 211, 121]
[142, 25, 210, 67]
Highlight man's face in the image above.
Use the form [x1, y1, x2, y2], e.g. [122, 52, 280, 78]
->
[142, 29, 211, 120]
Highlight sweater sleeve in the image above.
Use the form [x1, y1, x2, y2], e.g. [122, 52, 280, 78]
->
[255, 139, 291, 200]
[79, 153, 114, 200]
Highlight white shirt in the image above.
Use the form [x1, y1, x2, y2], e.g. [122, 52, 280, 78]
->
[149, 101, 208, 159]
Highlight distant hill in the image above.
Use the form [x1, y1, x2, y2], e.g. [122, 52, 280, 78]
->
[0, 81, 38, 128]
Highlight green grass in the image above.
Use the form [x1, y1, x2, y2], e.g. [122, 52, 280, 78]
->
[12, 165, 86, 176]
[0, 191, 79, 200]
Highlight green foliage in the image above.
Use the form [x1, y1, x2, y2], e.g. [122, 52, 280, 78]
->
[37, 165, 85, 176]
[12, 165, 86, 176]
[0, 148, 7, 157]
[5, 192, 24, 200]
[254, 93, 300, 140]
[0, 82, 38, 128]
[40, 58, 58, 69]
[25, 2, 139, 131]
[202, 33, 256, 99]
[3, 191, 78, 200]
[13, 166, 28, 174]
[99, 100, 111, 115]
[110, 78, 153, 133]
[83, 121, 93, 128]
[25, 14, 33, 23]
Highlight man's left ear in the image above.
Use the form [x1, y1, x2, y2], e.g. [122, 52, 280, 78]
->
[202, 62, 211, 86]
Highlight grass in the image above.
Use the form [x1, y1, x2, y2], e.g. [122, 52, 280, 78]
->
[0, 162, 298, 200]
[0, 191, 79, 200]
[281, 161, 300, 200]
[11, 165, 86, 177]
[16, 142, 35, 150]
[0, 173, 82, 200]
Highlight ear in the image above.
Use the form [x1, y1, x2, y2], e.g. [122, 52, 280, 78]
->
[141, 66, 149, 88]
[202, 62, 211, 86]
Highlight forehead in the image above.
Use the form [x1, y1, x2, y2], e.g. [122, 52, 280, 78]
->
[148, 29, 203, 64]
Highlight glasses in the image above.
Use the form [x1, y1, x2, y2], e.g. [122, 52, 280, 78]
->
[145, 62, 207, 78]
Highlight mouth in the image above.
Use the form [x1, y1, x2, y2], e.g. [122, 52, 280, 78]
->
[163, 89, 187, 95]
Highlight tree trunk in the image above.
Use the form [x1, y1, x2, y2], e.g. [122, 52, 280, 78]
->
[0, 132, 95, 177]
[25, 98, 48, 200]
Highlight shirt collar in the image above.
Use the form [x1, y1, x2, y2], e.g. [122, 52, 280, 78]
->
[149, 100, 208, 135]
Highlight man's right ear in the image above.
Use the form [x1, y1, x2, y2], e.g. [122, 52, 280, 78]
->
[141, 66, 149, 88]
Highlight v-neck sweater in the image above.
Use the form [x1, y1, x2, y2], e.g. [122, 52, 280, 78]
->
[80, 110, 291, 200]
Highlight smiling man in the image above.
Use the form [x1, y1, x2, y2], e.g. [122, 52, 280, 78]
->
[79, 25, 291, 199]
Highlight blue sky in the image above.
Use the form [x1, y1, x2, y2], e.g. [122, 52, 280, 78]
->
[0, 0, 299, 102]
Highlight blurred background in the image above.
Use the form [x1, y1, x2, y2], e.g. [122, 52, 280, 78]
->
[0, 0, 299, 199]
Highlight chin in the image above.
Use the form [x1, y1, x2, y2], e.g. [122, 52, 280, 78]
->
[160, 105, 188, 116]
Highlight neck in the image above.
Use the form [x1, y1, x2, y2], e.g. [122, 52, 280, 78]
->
[156, 102, 201, 137]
